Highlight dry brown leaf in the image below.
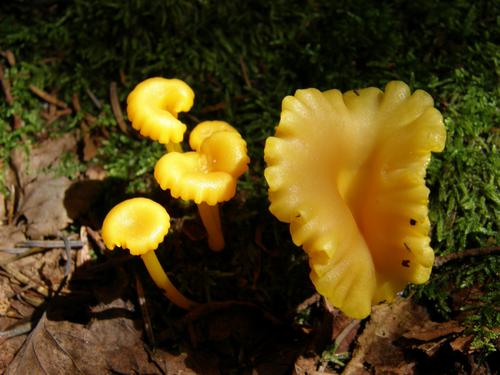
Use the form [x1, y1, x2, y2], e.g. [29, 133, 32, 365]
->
[403, 320, 464, 341]
[449, 335, 474, 353]
[293, 355, 336, 375]
[19, 176, 72, 238]
[0, 225, 26, 251]
[11, 133, 77, 187]
[343, 298, 428, 375]
[5, 298, 195, 375]
[9, 134, 77, 238]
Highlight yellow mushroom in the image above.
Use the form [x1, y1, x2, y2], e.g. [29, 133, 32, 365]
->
[154, 121, 250, 251]
[102, 197, 198, 309]
[264, 81, 446, 319]
[127, 77, 195, 152]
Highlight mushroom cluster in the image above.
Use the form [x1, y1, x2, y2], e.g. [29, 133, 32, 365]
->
[264, 81, 446, 318]
[101, 77, 249, 308]
[102, 77, 446, 318]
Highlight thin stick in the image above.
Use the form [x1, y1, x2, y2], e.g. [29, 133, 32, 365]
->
[110, 81, 129, 134]
[0, 63, 14, 104]
[239, 56, 252, 88]
[134, 269, 155, 347]
[85, 87, 102, 109]
[2, 50, 17, 66]
[1, 264, 50, 297]
[0, 320, 34, 339]
[71, 93, 81, 112]
[29, 84, 68, 108]
[434, 246, 499, 268]
[16, 240, 83, 249]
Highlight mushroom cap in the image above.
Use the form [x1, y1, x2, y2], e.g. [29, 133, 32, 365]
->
[127, 77, 194, 144]
[102, 197, 171, 256]
[154, 121, 250, 205]
[264, 81, 446, 319]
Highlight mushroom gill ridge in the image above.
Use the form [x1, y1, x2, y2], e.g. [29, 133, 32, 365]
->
[264, 81, 446, 319]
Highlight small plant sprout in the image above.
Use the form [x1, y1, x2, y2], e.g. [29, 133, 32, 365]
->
[264, 81, 446, 319]
[154, 121, 250, 251]
[102, 197, 198, 309]
[127, 77, 195, 152]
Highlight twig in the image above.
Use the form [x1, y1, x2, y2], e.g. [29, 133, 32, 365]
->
[434, 246, 499, 268]
[1, 50, 17, 66]
[296, 293, 321, 313]
[71, 93, 81, 112]
[0, 320, 34, 339]
[29, 84, 68, 108]
[0, 240, 83, 265]
[86, 227, 107, 254]
[134, 269, 155, 347]
[334, 319, 360, 349]
[60, 234, 72, 277]
[16, 240, 83, 249]
[45, 108, 73, 126]
[0, 63, 14, 104]
[110, 81, 129, 134]
[77, 226, 92, 267]
[0, 60, 22, 128]
[85, 87, 102, 109]
[239, 55, 252, 88]
[200, 101, 226, 114]
[1, 264, 50, 297]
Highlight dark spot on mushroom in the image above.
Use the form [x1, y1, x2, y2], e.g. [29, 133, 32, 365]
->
[295, 213, 301, 218]
[410, 218, 416, 226]
[353, 89, 360, 96]
[403, 242, 411, 251]
[401, 259, 410, 268]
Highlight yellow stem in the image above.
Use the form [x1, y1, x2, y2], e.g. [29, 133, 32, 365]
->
[165, 142, 183, 153]
[197, 202, 225, 251]
[140, 251, 198, 309]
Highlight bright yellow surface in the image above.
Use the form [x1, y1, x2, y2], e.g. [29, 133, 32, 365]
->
[264, 81, 446, 319]
[102, 197, 170, 255]
[189, 120, 237, 150]
[154, 122, 250, 205]
[141, 251, 198, 309]
[127, 77, 194, 144]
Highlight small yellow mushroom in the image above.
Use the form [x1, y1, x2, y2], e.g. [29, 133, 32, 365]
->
[264, 81, 446, 319]
[154, 121, 250, 251]
[102, 197, 198, 309]
[127, 77, 195, 152]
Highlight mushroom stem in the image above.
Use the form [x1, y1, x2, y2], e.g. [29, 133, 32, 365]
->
[166, 142, 183, 153]
[140, 250, 198, 309]
[197, 202, 225, 251]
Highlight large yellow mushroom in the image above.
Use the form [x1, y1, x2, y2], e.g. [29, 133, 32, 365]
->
[102, 197, 198, 309]
[154, 121, 250, 251]
[127, 77, 195, 152]
[264, 81, 446, 319]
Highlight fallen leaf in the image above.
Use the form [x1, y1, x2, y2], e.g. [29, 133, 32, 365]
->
[343, 298, 428, 375]
[11, 133, 77, 187]
[9, 134, 77, 238]
[293, 355, 335, 375]
[0, 225, 26, 251]
[450, 335, 474, 353]
[403, 320, 464, 341]
[5, 298, 195, 375]
[18, 175, 72, 238]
